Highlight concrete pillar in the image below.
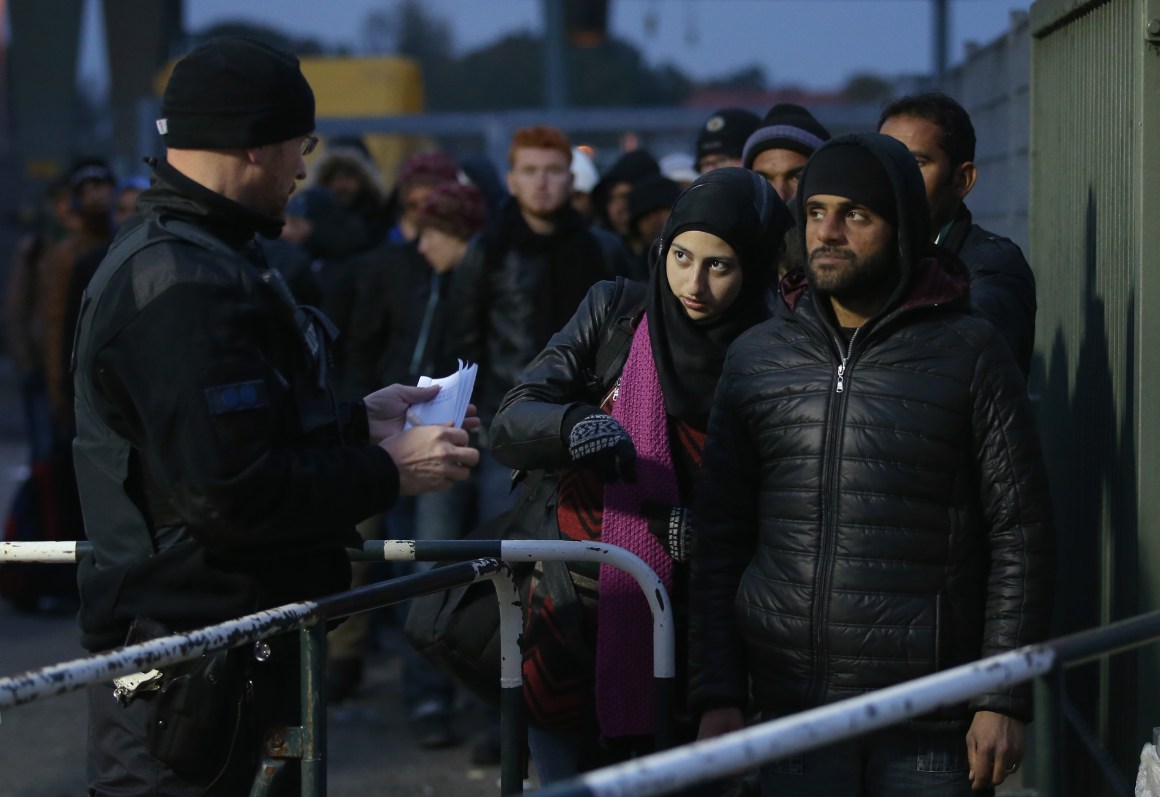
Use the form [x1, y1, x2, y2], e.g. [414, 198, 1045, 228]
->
[8, 0, 84, 190]
[103, 0, 183, 177]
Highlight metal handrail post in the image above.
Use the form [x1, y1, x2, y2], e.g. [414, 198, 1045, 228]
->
[1033, 672, 1060, 797]
[497, 540, 676, 750]
[1037, 666, 1066, 797]
[489, 569, 527, 795]
[301, 620, 328, 797]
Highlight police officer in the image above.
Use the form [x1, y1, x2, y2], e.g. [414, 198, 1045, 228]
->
[72, 38, 479, 796]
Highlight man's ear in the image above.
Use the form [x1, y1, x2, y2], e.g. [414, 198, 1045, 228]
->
[244, 146, 268, 166]
[954, 161, 978, 200]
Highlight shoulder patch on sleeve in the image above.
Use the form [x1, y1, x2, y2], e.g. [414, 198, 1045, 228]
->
[204, 380, 270, 415]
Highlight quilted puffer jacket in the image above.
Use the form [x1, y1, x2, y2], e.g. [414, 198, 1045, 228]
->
[688, 133, 1054, 726]
[940, 203, 1036, 379]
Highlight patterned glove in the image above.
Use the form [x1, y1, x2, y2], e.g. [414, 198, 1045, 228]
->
[642, 501, 694, 562]
[567, 413, 637, 484]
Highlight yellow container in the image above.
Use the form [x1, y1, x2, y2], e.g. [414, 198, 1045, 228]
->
[300, 55, 428, 184]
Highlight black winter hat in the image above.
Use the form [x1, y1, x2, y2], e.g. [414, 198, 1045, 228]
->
[628, 175, 681, 230]
[742, 103, 831, 168]
[694, 108, 761, 170]
[158, 37, 315, 149]
[67, 158, 115, 192]
[799, 141, 898, 226]
[594, 150, 660, 195]
[591, 149, 660, 223]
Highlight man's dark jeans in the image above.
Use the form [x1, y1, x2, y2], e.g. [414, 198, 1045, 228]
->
[760, 724, 994, 797]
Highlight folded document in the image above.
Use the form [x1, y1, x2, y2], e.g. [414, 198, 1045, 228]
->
[404, 359, 477, 429]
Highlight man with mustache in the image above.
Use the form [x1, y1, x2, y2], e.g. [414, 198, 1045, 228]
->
[689, 133, 1054, 796]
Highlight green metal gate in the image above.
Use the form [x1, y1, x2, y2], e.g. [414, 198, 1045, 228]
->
[1029, 0, 1160, 789]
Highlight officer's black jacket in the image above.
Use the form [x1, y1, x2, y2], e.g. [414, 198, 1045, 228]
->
[72, 161, 399, 651]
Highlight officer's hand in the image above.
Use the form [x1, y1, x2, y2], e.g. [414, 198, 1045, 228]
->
[966, 710, 1025, 790]
[697, 707, 745, 740]
[379, 423, 480, 496]
[364, 384, 441, 442]
[567, 413, 637, 483]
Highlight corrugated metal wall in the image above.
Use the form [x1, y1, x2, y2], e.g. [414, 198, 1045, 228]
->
[940, 14, 1032, 252]
[1029, 0, 1159, 787]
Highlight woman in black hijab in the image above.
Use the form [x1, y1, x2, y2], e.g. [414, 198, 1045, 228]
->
[489, 167, 792, 783]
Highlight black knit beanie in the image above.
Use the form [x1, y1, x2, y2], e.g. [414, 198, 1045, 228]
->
[628, 175, 682, 229]
[158, 37, 315, 149]
[798, 142, 897, 225]
[694, 108, 761, 169]
[742, 104, 831, 167]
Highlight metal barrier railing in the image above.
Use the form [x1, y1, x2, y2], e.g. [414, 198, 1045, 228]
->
[0, 557, 519, 796]
[526, 609, 1160, 797]
[0, 538, 676, 747]
[0, 539, 676, 793]
[358, 539, 676, 747]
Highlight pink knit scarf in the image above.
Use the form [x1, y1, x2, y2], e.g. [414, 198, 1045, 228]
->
[595, 314, 677, 738]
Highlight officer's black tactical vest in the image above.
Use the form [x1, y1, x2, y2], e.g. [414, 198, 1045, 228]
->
[71, 214, 339, 572]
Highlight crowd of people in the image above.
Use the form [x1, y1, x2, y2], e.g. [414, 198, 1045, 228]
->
[1, 35, 1051, 797]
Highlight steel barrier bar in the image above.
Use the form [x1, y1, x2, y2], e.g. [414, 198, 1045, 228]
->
[7, 541, 1160, 795]
[531, 608, 1160, 797]
[0, 540, 84, 562]
[5, 539, 681, 780]
[0, 551, 527, 797]
[0, 558, 507, 710]
[367, 538, 677, 749]
[530, 645, 1058, 797]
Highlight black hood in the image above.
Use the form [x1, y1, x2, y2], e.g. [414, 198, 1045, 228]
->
[794, 132, 932, 316]
[647, 166, 792, 422]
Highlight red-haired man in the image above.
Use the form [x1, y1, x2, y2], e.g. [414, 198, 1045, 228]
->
[444, 125, 615, 525]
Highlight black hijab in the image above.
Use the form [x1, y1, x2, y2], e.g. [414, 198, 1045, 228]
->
[646, 167, 792, 422]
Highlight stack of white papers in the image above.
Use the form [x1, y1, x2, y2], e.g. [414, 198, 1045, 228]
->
[404, 359, 478, 429]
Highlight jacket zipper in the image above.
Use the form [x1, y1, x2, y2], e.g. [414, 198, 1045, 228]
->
[808, 329, 858, 703]
[835, 328, 859, 393]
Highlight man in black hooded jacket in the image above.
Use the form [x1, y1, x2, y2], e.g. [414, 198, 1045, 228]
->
[689, 133, 1053, 796]
[73, 38, 479, 796]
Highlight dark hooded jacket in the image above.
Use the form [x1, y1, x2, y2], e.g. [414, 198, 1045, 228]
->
[445, 198, 615, 426]
[688, 134, 1054, 725]
[72, 160, 399, 651]
[939, 203, 1036, 378]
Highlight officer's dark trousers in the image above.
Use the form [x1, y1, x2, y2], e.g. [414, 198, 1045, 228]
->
[86, 645, 301, 797]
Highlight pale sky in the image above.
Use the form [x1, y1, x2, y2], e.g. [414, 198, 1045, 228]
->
[81, 0, 1034, 94]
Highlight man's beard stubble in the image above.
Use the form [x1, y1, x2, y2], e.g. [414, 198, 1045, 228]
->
[806, 243, 900, 305]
